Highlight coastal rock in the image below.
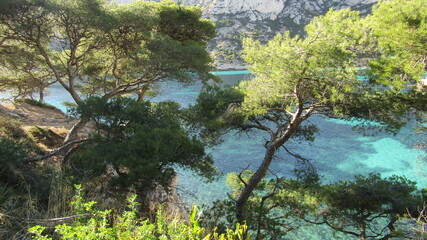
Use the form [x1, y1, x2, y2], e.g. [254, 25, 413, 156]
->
[0, 103, 77, 129]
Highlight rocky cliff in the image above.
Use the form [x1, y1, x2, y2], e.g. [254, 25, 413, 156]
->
[113, 0, 378, 69]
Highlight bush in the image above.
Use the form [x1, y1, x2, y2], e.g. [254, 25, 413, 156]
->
[67, 97, 216, 194]
[29, 185, 250, 240]
[14, 98, 59, 111]
[0, 115, 26, 140]
[28, 126, 64, 149]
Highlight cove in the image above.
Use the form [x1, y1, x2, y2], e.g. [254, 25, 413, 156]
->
[152, 71, 427, 240]
[1, 72, 425, 238]
[149, 73, 426, 200]
[2, 72, 424, 193]
[153, 72, 425, 239]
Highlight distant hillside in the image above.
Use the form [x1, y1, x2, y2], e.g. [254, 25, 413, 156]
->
[112, 0, 377, 69]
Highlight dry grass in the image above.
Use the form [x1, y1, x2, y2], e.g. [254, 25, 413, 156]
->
[1, 102, 78, 129]
[0, 173, 75, 240]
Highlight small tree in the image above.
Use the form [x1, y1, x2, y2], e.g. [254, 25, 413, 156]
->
[190, 8, 412, 224]
[306, 174, 422, 240]
[202, 170, 319, 239]
[66, 97, 217, 197]
[366, 0, 427, 89]
[0, 0, 217, 151]
[0, 0, 216, 104]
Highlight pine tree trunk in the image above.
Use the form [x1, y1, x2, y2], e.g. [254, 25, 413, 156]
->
[63, 118, 88, 145]
[234, 117, 306, 222]
[39, 87, 44, 103]
[235, 143, 277, 222]
[359, 223, 366, 240]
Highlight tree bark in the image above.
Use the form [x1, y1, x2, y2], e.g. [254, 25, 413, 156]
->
[359, 223, 366, 240]
[236, 143, 277, 222]
[234, 112, 308, 223]
[38, 85, 44, 103]
[23, 139, 87, 163]
[63, 118, 88, 145]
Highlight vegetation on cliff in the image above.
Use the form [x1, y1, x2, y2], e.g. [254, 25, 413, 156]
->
[0, 0, 425, 239]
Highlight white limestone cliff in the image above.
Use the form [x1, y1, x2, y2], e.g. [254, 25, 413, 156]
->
[111, 0, 378, 69]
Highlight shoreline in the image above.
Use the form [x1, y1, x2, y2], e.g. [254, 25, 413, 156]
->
[214, 61, 248, 71]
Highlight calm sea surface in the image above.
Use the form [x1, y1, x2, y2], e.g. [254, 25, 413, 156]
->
[2, 71, 425, 239]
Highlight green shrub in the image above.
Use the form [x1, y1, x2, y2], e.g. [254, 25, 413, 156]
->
[28, 126, 64, 148]
[14, 98, 59, 110]
[29, 185, 250, 240]
[0, 115, 26, 140]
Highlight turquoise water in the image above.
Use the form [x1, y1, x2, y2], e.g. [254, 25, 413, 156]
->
[149, 75, 425, 196]
[157, 74, 425, 239]
[152, 74, 425, 239]
[211, 70, 251, 75]
[2, 73, 425, 239]
[3, 73, 424, 192]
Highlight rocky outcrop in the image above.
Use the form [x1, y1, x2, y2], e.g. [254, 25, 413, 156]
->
[0, 103, 77, 129]
[112, 0, 378, 69]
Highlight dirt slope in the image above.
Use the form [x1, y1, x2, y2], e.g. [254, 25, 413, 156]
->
[0, 103, 77, 129]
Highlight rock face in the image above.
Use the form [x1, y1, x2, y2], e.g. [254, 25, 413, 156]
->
[112, 0, 377, 69]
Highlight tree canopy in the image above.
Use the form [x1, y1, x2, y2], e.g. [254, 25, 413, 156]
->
[190, 0, 425, 230]
[307, 174, 421, 240]
[204, 171, 422, 239]
[366, 0, 427, 89]
[0, 0, 216, 103]
[67, 97, 216, 193]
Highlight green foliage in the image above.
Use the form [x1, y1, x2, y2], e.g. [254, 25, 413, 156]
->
[29, 185, 249, 240]
[320, 174, 419, 213]
[0, 0, 56, 102]
[0, 138, 29, 186]
[14, 99, 59, 110]
[0, 0, 216, 103]
[203, 171, 320, 239]
[236, 7, 417, 132]
[187, 85, 245, 145]
[0, 136, 51, 194]
[308, 174, 422, 239]
[0, 0, 28, 15]
[0, 136, 52, 214]
[157, 2, 215, 44]
[68, 97, 216, 191]
[193, 8, 408, 141]
[204, 172, 422, 239]
[241, 9, 364, 116]
[366, 0, 427, 87]
[0, 119, 59, 238]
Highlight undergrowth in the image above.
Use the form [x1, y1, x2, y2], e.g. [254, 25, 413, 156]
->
[14, 99, 59, 111]
[29, 185, 250, 240]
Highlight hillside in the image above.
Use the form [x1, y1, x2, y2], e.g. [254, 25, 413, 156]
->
[112, 0, 377, 69]
[0, 103, 76, 129]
